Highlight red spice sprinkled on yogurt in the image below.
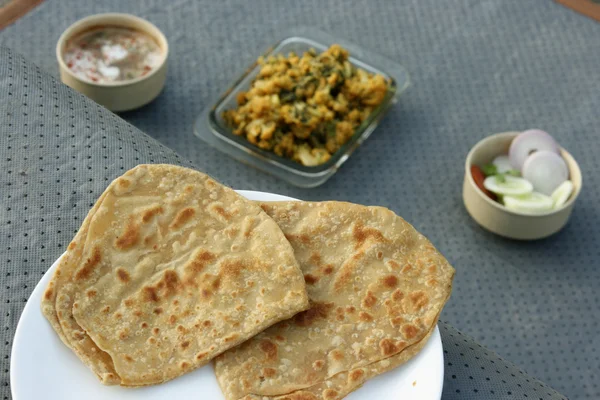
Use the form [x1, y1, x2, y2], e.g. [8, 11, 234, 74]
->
[63, 26, 163, 84]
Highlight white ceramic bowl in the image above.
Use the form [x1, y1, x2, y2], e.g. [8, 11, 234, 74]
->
[56, 13, 168, 112]
[463, 131, 582, 240]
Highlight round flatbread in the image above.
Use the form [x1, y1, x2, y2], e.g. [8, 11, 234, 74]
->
[41, 164, 309, 386]
[215, 201, 455, 400]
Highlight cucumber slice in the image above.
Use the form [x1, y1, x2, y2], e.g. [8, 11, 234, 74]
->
[483, 175, 533, 196]
[551, 180, 574, 209]
[503, 192, 554, 214]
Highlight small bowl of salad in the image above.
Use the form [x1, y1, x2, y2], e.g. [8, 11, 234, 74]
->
[57, 13, 168, 112]
[463, 130, 582, 240]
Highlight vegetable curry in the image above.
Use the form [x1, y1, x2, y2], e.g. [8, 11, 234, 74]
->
[222, 44, 389, 166]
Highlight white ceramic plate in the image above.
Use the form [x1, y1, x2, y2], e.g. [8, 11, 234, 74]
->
[11, 190, 444, 400]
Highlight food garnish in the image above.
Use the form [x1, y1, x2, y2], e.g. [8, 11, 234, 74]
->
[474, 129, 573, 213]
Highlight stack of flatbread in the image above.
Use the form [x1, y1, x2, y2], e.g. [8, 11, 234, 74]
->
[42, 164, 455, 399]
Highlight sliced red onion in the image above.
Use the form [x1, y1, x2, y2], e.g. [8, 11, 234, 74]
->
[492, 155, 513, 174]
[522, 150, 569, 195]
[509, 129, 560, 171]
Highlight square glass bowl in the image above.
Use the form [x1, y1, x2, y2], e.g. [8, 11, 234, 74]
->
[194, 27, 409, 187]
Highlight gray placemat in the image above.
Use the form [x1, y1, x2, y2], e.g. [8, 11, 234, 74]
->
[1, 1, 599, 398]
[0, 46, 568, 400]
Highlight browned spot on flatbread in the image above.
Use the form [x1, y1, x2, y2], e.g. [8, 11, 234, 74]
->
[44, 288, 53, 300]
[402, 324, 419, 339]
[180, 361, 190, 370]
[387, 260, 401, 270]
[259, 339, 278, 361]
[362, 291, 377, 308]
[304, 273, 319, 285]
[185, 250, 216, 277]
[382, 275, 399, 288]
[170, 207, 196, 229]
[390, 316, 405, 327]
[68, 242, 77, 250]
[262, 367, 277, 378]
[161, 270, 181, 297]
[285, 233, 310, 245]
[330, 349, 344, 361]
[427, 278, 438, 287]
[181, 340, 190, 349]
[349, 368, 365, 383]
[379, 338, 399, 356]
[323, 389, 339, 400]
[116, 268, 130, 283]
[392, 289, 404, 302]
[115, 218, 139, 250]
[143, 287, 159, 302]
[211, 204, 232, 221]
[352, 223, 387, 249]
[142, 205, 163, 223]
[402, 264, 413, 274]
[333, 252, 364, 291]
[211, 277, 221, 290]
[74, 247, 101, 281]
[169, 315, 177, 324]
[309, 252, 322, 266]
[124, 355, 133, 362]
[410, 291, 428, 310]
[86, 290, 97, 298]
[224, 333, 239, 343]
[153, 307, 163, 315]
[196, 351, 209, 360]
[323, 265, 334, 275]
[312, 360, 325, 371]
[359, 311, 374, 322]
[293, 302, 334, 327]
[219, 259, 246, 278]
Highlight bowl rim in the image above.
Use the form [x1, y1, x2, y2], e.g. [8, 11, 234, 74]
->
[56, 12, 169, 88]
[465, 131, 582, 217]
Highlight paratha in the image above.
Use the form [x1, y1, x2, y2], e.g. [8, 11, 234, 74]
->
[41, 164, 309, 386]
[215, 201, 454, 400]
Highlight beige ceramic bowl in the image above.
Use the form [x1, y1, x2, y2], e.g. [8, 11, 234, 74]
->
[56, 13, 168, 112]
[463, 131, 582, 240]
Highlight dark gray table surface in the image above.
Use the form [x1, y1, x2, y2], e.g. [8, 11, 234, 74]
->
[1, 0, 599, 399]
[0, 46, 567, 400]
